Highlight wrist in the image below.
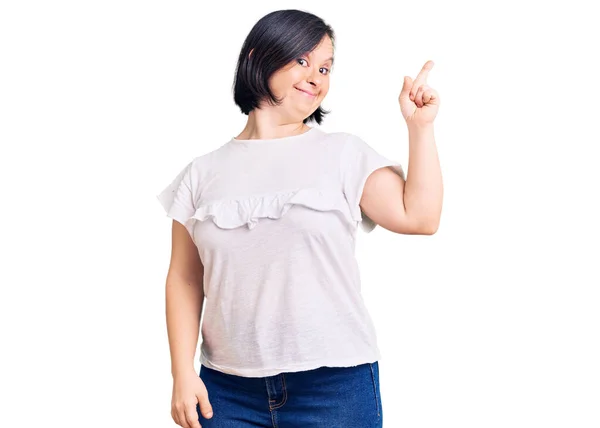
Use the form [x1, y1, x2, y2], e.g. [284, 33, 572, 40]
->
[171, 364, 196, 378]
[407, 121, 434, 132]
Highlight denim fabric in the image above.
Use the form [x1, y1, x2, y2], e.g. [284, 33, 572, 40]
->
[196, 361, 383, 427]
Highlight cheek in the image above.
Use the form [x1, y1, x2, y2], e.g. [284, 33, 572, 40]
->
[269, 74, 286, 91]
[269, 68, 295, 92]
[318, 82, 330, 99]
[289, 69, 307, 85]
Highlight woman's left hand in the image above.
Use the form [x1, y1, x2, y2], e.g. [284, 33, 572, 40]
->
[399, 60, 440, 126]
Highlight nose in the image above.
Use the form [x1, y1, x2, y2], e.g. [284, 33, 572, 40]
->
[307, 68, 322, 88]
[308, 76, 321, 88]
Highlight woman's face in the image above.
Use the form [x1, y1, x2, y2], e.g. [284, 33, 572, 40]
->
[266, 36, 334, 119]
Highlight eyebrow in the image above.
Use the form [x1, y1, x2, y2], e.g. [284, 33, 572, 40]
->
[306, 53, 334, 66]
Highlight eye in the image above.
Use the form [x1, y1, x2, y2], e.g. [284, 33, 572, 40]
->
[297, 58, 330, 76]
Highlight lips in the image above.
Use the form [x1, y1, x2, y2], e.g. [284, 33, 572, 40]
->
[295, 87, 316, 96]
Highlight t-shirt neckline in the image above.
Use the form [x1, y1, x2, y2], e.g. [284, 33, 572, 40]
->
[230, 127, 318, 143]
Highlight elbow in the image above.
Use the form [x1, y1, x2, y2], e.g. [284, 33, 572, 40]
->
[423, 224, 439, 235]
[419, 219, 440, 235]
[393, 211, 440, 235]
[403, 203, 441, 235]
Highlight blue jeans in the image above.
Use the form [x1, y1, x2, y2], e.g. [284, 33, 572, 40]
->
[196, 361, 383, 427]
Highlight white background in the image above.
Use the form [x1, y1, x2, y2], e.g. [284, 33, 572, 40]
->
[1, 1, 599, 427]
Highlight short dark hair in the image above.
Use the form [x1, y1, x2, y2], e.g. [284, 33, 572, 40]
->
[232, 9, 336, 125]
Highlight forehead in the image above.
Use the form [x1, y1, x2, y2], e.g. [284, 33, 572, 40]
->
[307, 37, 334, 63]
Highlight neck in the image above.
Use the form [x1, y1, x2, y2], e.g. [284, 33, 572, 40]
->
[235, 111, 310, 140]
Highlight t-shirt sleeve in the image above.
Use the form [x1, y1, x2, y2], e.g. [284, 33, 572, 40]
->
[156, 160, 197, 237]
[341, 134, 406, 233]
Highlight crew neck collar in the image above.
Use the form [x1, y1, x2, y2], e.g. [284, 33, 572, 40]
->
[230, 127, 318, 143]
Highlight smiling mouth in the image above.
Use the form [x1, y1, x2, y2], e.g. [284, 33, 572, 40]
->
[295, 87, 316, 97]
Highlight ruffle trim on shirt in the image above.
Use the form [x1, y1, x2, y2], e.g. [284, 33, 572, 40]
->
[192, 187, 350, 230]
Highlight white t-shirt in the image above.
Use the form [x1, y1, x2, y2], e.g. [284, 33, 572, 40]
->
[157, 126, 405, 377]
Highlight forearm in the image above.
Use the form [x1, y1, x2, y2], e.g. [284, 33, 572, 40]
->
[404, 123, 443, 232]
[165, 277, 204, 377]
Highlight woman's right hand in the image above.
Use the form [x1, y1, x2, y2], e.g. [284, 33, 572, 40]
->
[171, 368, 214, 428]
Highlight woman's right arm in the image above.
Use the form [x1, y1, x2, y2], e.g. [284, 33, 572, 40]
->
[165, 220, 205, 377]
[166, 221, 214, 426]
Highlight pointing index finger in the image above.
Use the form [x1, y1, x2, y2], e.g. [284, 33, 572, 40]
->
[414, 60, 434, 86]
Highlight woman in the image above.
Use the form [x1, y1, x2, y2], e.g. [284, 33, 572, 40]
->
[157, 9, 442, 428]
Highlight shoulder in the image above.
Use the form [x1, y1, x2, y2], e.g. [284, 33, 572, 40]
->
[187, 140, 232, 172]
[328, 131, 375, 162]
[313, 128, 362, 154]
[322, 129, 371, 146]
[161, 141, 231, 198]
[316, 128, 354, 141]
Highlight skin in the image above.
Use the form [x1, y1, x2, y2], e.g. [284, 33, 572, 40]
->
[234, 35, 334, 140]
[236, 40, 443, 236]
[169, 38, 336, 428]
[168, 39, 442, 428]
[363, 60, 443, 235]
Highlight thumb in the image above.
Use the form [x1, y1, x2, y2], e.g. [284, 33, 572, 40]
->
[197, 393, 213, 419]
